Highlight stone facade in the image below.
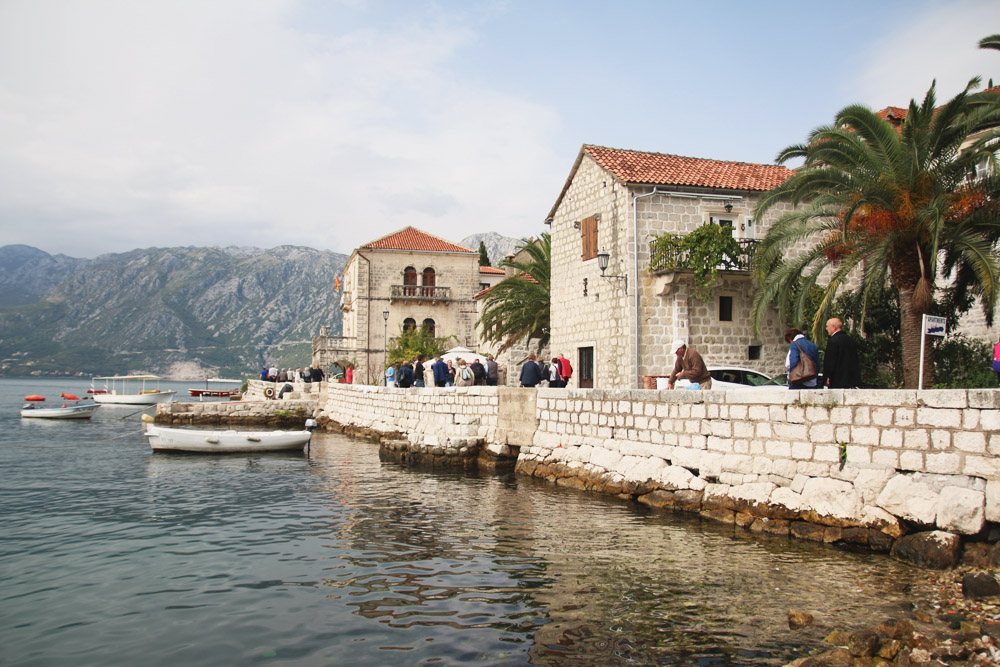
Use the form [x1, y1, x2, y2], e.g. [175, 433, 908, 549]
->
[315, 232, 481, 385]
[548, 153, 793, 389]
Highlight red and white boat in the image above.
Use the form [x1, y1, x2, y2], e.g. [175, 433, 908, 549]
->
[188, 378, 243, 398]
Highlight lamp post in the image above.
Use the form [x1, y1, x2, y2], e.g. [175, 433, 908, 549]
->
[596, 249, 628, 294]
[382, 309, 389, 385]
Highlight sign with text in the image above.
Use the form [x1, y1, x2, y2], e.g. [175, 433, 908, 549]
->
[923, 315, 946, 337]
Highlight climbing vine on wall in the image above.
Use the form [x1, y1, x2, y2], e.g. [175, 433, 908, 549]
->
[649, 224, 747, 301]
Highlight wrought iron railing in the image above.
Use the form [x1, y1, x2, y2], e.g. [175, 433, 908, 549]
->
[390, 284, 452, 301]
[649, 238, 758, 274]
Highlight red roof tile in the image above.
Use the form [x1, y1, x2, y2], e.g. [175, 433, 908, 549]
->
[582, 144, 793, 191]
[361, 226, 477, 254]
[473, 272, 536, 300]
[479, 266, 505, 275]
[875, 106, 908, 128]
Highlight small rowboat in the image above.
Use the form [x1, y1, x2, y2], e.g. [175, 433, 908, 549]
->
[144, 423, 311, 453]
[21, 395, 99, 419]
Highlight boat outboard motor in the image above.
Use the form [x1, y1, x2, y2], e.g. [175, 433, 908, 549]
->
[305, 418, 318, 431]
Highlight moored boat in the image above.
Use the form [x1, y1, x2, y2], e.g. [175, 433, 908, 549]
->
[144, 423, 311, 453]
[21, 394, 100, 419]
[188, 378, 243, 398]
[91, 375, 176, 405]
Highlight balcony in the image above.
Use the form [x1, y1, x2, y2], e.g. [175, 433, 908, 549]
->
[390, 284, 452, 303]
[649, 237, 758, 275]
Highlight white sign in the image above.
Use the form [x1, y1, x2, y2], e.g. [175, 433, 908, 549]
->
[923, 315, 946, 337]
[918, 314, 948, 391]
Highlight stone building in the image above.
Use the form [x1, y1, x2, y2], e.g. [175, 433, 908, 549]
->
[547, 144, 796, 389]
[313, 226, 480, 384]
[474, 239, 550, 386]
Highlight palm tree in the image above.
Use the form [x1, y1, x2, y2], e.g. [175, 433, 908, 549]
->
[477, 233, 550, 353]
[751, 79, 1000, 388]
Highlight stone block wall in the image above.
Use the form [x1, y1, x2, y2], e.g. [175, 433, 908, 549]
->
[319, 384, 511, 460]
[520, 387, 1000, 546]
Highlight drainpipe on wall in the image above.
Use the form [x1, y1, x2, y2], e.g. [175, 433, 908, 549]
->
[630, 189, 743, 387]
[357, 250, 372, 381]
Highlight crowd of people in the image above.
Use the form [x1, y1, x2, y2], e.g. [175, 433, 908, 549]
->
[260, 365, 326, 384]
[261, 319, 863, 393]
[518, 353, 573, 388]
[384, 354, 500, 388]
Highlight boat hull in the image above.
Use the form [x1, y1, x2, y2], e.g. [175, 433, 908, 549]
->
[93, 390, 176, 405]
[21, 404, 100, 419]
[145, 424, 311, 453]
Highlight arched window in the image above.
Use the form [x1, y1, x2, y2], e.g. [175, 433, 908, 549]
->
[422, 318, 435, 337]
[403, 318, 416, 332]
[403, 266, 417, 297]
[421, 268, 436, 297]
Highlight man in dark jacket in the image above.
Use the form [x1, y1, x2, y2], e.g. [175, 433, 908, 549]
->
[519, 353, 543, 387]
[823, 318, 861, 389]
[397, 360, 414, 388]
[432, 356, 449, 387]
[470, 359, 486, 385]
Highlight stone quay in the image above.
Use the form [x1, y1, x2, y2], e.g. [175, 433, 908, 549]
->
[158, 381, 1000, 568]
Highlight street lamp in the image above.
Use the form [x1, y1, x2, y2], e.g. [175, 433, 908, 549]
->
[382, 309, 389, 385]
[596, 249, 628, 294]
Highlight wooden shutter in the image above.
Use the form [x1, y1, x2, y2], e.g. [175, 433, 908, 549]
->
[581, 215, 598, 261]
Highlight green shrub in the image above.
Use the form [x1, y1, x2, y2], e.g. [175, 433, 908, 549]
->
[932, 334, 997, 389]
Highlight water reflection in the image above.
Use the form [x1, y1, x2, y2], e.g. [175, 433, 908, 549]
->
[306, 435, 923, 665]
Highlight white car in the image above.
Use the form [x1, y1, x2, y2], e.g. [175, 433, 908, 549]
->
[675, 366, 774, 390]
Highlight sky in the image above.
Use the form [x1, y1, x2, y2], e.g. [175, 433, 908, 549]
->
[1, 0, 998, 259]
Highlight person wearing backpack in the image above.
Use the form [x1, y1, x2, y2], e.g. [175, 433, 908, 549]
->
[456, 359, 474, 386]
[397, 359, 414, 388]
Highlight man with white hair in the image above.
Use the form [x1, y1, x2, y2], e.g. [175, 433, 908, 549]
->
[667, 339, 712, 390]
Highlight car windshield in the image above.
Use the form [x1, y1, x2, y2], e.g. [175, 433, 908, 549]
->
[745, 371, 772, 386]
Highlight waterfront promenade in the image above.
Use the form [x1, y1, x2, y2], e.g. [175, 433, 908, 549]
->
[159, 381, 1000, 567]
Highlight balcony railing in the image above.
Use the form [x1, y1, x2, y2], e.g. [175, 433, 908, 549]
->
[390, 284, 451, 302]
[649, 238, 758, 274]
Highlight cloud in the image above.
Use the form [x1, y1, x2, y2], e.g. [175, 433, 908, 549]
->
[850, 1, 1000, 110]
[0, 0, 561, 257]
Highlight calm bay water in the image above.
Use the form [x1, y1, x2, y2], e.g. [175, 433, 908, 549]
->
[1, 378, 929, 666]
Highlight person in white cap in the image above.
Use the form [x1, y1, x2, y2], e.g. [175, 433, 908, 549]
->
[668, 339, 712, 390]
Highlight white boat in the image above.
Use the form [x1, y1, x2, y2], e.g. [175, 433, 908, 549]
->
[91, 375, 176, 405]
[144, 423, 311, 453]
[21, 394, 100, 419]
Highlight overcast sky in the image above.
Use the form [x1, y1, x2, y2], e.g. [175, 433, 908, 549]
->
[1, 0, 998, 258]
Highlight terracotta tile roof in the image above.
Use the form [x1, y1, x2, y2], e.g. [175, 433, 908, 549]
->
[473, 272, 537, 300]
[361, 226, 477, 254]
[582, 144, 793, 191]
[479, 266, 505, 275]
[875, 106, 909, 128]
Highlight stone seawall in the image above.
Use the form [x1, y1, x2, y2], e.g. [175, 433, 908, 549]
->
[316, 384, 1000, 564]
[156, 380, 321, 426]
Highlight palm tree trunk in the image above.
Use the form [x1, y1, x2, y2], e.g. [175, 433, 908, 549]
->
[899, 287, 934, 388]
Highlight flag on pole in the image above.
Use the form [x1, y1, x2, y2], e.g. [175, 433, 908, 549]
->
[334, 275, 341, 292]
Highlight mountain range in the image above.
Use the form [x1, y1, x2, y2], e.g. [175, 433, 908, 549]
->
[0, 233, 520, 378]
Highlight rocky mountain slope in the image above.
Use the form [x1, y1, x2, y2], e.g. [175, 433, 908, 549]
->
[0, 232, 524, 379]
[0, 245, 348, 378]
[460, 232, 525, 266]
